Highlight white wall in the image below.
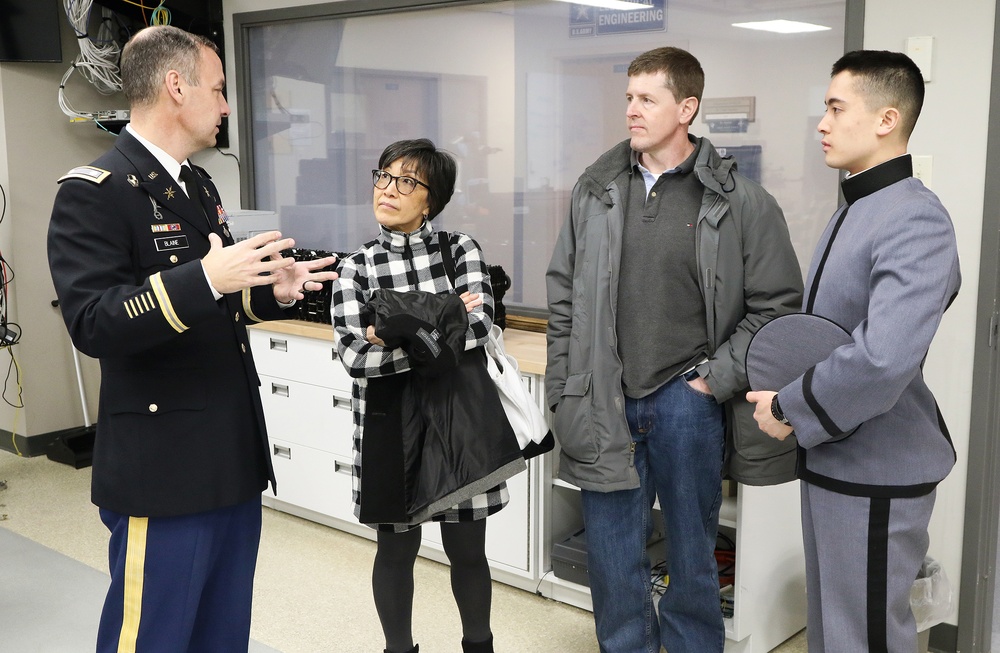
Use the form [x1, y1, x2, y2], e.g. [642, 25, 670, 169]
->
[0, 24, 115, 440]
[862, 0, 995, 626]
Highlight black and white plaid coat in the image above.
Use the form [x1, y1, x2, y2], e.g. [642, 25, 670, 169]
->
[331, 221, 508, 532]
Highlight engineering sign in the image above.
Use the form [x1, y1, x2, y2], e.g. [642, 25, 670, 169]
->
[569, 0, 667, 38]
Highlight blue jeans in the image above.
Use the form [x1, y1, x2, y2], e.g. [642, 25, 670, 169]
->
[581, 372, 726, 653]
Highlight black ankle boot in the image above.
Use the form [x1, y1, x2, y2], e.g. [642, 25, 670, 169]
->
[384, 646, 418, 653]
[462, 635, 494, 653]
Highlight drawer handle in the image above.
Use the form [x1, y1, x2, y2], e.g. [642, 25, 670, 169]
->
[269, 338, 288, 352]
[271, 383, 289, 397]
[273, 444, 292, 459]
[332, 395, 351, 410]
[334, 461, 352, 475]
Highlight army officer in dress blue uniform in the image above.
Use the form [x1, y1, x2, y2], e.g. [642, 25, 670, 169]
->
[47, 26, 337, 653]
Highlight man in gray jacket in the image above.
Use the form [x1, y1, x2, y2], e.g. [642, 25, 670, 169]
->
[546, 47, 802, 653]
[748, 51, 960, 652]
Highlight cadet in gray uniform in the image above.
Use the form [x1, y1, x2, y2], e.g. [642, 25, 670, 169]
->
[747, 50, 960, 652]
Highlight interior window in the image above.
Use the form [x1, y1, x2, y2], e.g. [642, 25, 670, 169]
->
[240, 0, 846, 319]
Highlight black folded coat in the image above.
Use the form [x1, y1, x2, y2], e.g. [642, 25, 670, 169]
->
[359, 289, 525, 525]
[364, 288, 469, 376]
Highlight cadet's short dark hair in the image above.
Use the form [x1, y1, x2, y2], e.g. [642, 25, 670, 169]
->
[627, 47, 705, 120]
[121, 26, 218, 109]
[832, 50, 925, 140]
[377, 139, 457, 221]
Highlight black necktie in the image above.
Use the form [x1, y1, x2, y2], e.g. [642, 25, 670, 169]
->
[179, 165, 215, 231]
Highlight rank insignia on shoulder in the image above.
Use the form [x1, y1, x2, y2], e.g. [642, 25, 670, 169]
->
[58, 166, 111, 184]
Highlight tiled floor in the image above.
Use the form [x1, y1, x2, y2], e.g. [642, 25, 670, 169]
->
[0, 450, 807, 652]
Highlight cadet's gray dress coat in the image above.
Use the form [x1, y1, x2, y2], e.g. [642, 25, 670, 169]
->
[777, 155, 960, 652]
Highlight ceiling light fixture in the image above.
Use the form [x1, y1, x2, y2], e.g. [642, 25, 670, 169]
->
[732, 19, 831, 34]
[551, 0, 651, 10]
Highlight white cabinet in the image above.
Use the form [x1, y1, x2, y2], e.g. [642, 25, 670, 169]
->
[249, 323, 806, 651]
[248, 322, 541, 591]
[249, 327, 355, 521]
[266, 437, 356, 523]
[724, 483, 807, 652]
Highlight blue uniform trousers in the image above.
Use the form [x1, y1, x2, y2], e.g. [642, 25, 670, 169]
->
[96, 499, 262, 653]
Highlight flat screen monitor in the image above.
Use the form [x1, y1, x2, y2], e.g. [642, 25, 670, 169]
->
[0, 0, 63, 63]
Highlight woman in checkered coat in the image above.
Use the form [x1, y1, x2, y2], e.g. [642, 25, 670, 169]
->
[331, 139, 501, 653]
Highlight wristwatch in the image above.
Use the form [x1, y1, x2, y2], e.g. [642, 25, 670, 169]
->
[770, 395, 791, 425]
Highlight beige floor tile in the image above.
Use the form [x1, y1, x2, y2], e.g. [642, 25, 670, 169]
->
[0, 450, 805, 652]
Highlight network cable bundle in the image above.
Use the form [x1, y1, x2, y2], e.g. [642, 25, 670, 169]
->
[58, 1, 124, 122]
[57, 1, 225, 139]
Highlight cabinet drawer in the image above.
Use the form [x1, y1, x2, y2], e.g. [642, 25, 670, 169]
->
[259, 374, 354, 459]
[249, 330, 350, 392]
[268, 439, 356, 524]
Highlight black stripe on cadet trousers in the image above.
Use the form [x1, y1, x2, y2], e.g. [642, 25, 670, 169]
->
[867, 496, 891, 653]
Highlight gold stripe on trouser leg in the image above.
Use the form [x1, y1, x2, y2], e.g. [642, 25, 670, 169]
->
[118, 516, 148, 653]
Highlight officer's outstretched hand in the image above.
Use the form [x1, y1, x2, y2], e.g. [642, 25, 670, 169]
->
[202, 231, 296, 294]
[270, 254, 340, 304]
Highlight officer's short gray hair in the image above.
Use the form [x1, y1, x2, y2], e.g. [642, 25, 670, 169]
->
[121, 25, 218, 109]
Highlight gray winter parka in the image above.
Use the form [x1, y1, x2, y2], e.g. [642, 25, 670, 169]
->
[545, 137, 803, 491]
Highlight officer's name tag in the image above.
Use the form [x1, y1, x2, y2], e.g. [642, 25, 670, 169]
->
[154, 235, 190, 251]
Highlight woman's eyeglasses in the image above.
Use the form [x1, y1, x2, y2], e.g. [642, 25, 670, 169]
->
[372, 170, 430, 196]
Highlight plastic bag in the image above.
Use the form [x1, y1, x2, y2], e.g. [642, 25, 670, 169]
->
[910, 557, 952, 632]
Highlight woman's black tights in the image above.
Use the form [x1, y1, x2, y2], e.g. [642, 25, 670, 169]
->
[373, 520, 492, 653]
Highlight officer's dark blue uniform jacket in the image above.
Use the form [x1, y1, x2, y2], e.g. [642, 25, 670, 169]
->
[47, 129, 288, 518]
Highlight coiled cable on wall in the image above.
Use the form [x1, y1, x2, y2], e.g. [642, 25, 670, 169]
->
[58, 0, 123, 119]
[150, 2, 172, 26]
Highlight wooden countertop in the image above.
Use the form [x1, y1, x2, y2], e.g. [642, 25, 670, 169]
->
[250, 320, 547, 375]
[495, 328, 547, 375]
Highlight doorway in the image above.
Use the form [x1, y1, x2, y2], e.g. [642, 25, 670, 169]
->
[959, 5, 1000, 652]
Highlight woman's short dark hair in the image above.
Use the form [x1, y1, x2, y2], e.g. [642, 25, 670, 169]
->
[377, 138, 457, 220]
